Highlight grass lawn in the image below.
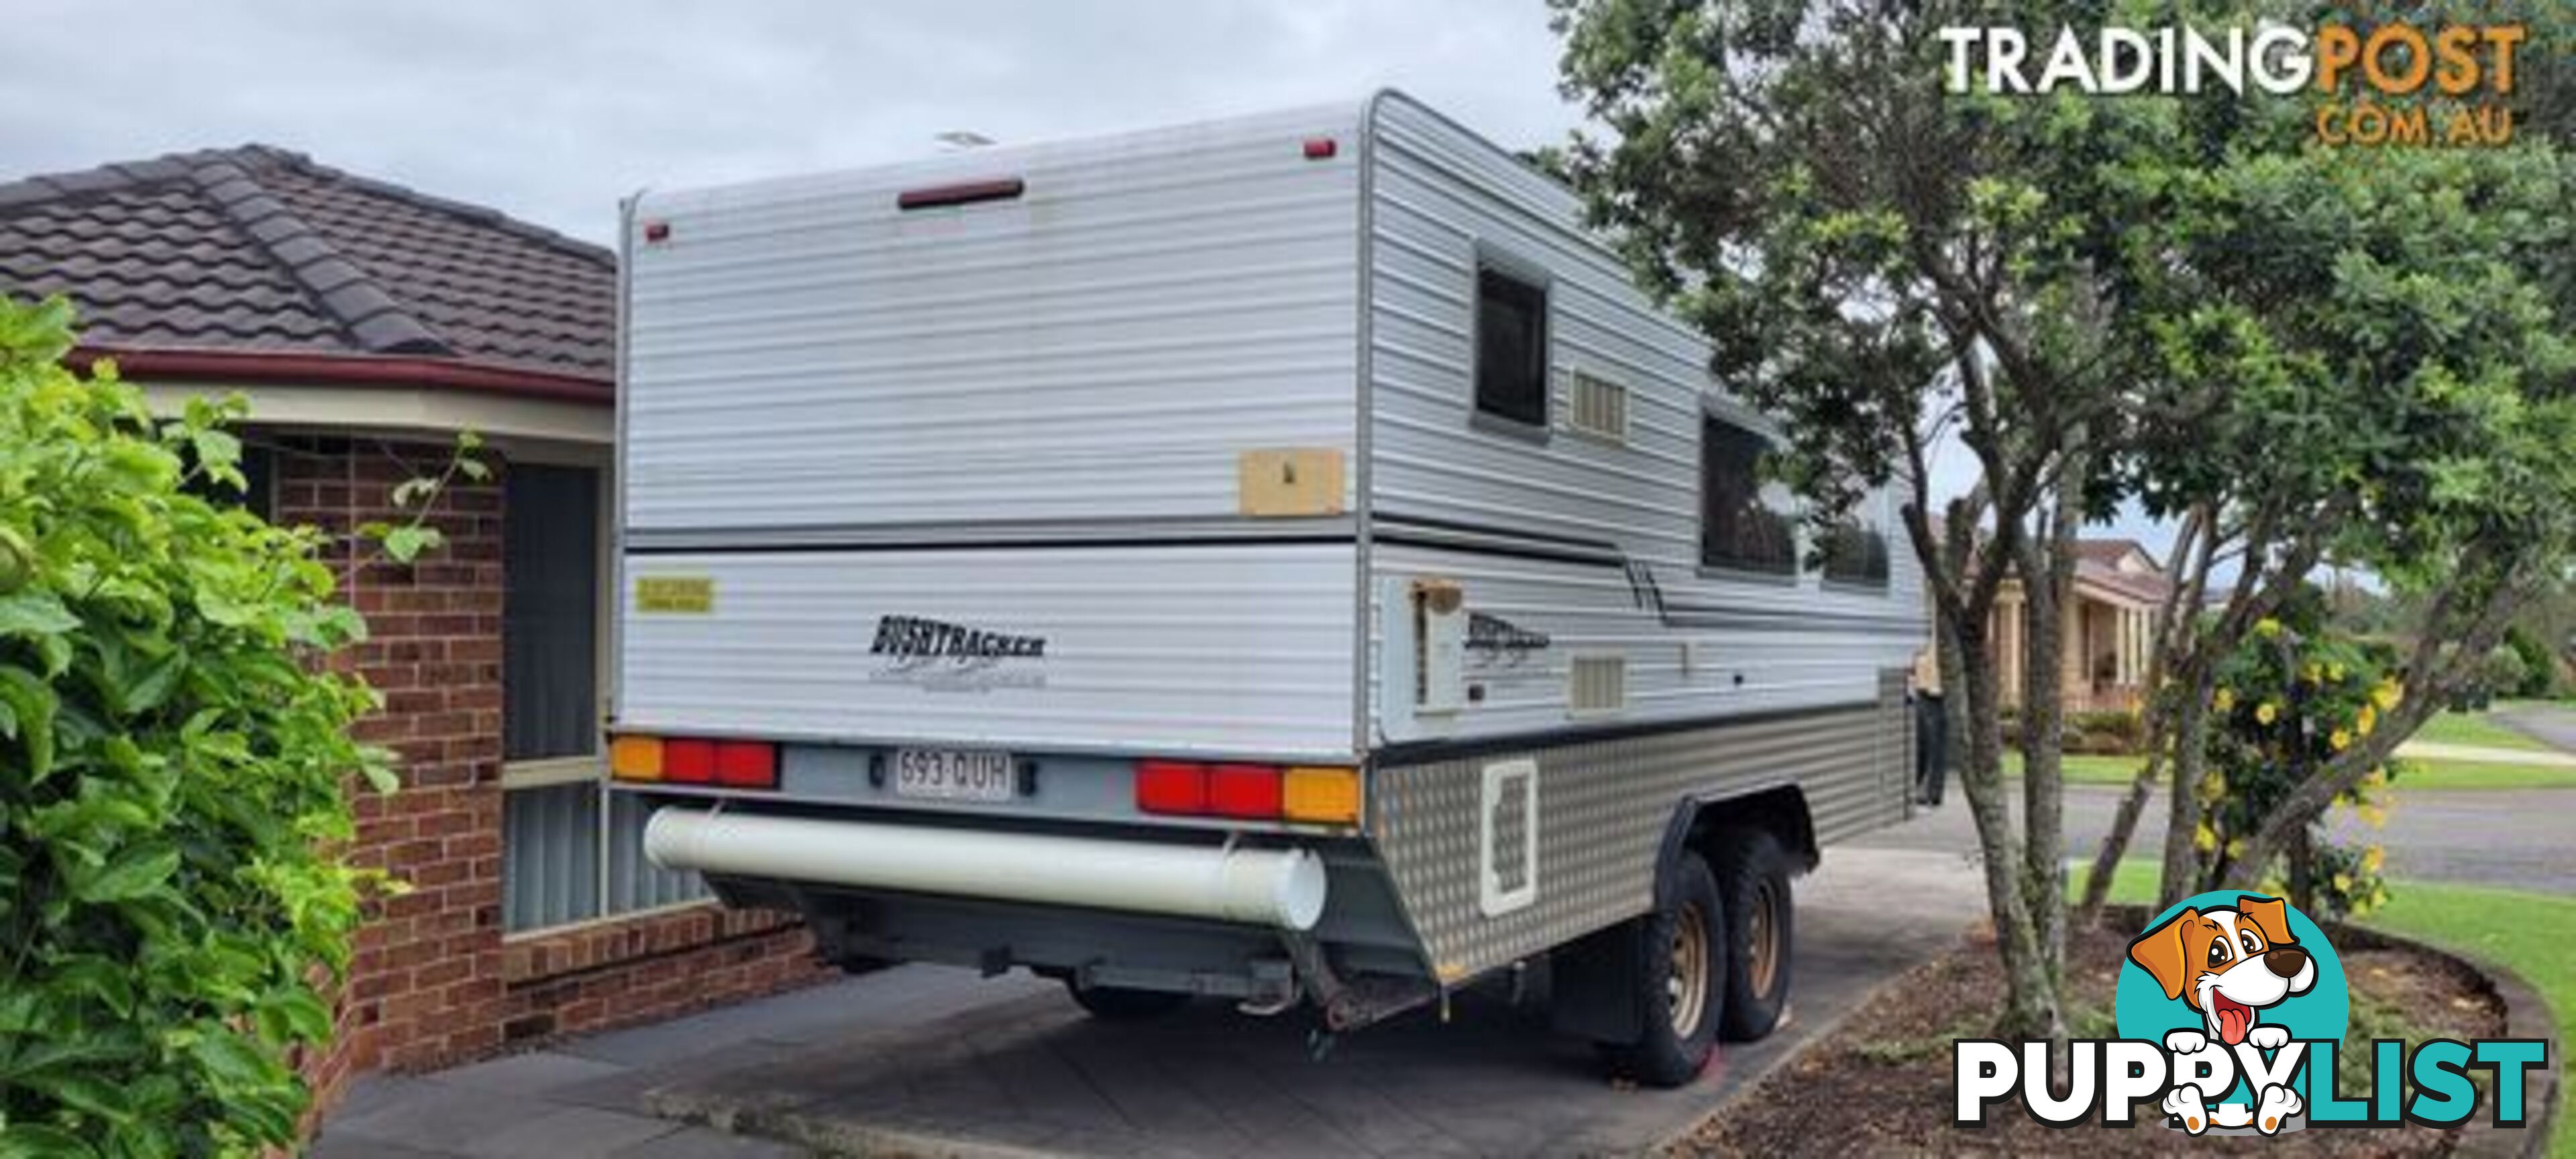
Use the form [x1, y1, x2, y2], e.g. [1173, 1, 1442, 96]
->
[2414, 706, 2559, 753]
[2003, 749, 2576, 790]
[2083, 861, 2576, 1156]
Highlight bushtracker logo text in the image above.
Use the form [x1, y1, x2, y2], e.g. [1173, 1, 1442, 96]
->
[867, 615, 1046, 663]
[1953, 891, 2548, 1134]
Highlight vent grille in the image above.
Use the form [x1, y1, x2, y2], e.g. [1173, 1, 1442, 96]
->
[1566, 372, 1628, 443]
[1478, 759, 1538, 916]
[1570, 655, 1627, 713]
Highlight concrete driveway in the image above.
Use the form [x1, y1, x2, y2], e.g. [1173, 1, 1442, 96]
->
[317, 839, 1985, 1159]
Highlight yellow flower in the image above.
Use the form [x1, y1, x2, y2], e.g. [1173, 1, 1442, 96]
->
[2198, 773, 2226, 804]
[2373, 680, 2402, 710]
[2362, 765, 2387, 787]
[2333, 873, 2354, 893]
[2362, 845, 2385, 874]
[2302, 662, 2322, 684]
[2214, 687, 2237, 712]
[2359, 802, 2387, 829]
[2328, 663, 2347, 683]
[2194, 823, 2218, 852]
[2330, 728, 2353, 752]
[2357, 704, 2377, 736]
[2256, 617, 2283, 638]
[2225, 837, 2247, 860]
[2255, 702, 2279, 725]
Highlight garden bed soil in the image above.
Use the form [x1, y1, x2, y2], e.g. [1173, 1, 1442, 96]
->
[1676, 916, 2504, 1156]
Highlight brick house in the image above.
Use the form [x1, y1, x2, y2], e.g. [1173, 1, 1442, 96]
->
[0, 146, 825, 1107]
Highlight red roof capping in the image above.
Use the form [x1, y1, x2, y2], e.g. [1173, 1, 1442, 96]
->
[0, 145, 614, 401]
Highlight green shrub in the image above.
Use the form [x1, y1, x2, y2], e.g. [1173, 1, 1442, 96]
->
[2502, 625, 2559, 700]
[2065, 708, 2144, 755]
[0, 298, 390, 1154]
[2197, 588, 2402, 918]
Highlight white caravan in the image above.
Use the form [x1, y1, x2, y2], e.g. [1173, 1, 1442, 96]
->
[610, 92, 1927, 1085]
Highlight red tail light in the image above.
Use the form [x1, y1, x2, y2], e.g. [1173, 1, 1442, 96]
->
[714, 740, 777, 787]
[1302, 137, 1338, 160]
[1135, 760, 1208, 814]
[1207, 764, 1283, 818]
[663, 738, 718, 784]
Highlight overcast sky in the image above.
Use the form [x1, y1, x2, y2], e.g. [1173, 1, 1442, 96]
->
[3, 1, 1580, 245]
[4, 0, 2169, 549]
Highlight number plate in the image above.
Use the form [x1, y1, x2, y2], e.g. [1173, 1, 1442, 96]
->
[892, 748, 1016, 803]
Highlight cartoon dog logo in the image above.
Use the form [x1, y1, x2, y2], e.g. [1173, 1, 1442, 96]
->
[2127, 893, 2318, 1133]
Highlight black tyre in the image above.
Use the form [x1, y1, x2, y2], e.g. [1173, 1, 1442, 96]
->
[1603, 850, 1725, 1087]
[1709, 826, 1794, 1041]
[1064, 980, 1191, 1021]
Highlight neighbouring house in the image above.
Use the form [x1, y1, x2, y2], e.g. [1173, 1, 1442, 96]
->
[0, 146, 824, 1109]
[1916, 535, 2174, 716]
[1996, 539, 2171, 714]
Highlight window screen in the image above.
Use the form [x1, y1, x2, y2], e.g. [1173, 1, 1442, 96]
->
[1475, 266, 1548, 427]
[1700, 416, 1796, 575]
[504, 463, 600, 761]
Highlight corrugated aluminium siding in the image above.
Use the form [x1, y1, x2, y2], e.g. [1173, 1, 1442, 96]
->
[1362, 94, 1927, 746]
[623, 103, 1364, 533]
[619, 543, 1358, 759]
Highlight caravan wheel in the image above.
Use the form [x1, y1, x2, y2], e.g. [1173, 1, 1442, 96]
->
[1603, 850, 1724, 1087]
[1711, 826, 1794, 1040]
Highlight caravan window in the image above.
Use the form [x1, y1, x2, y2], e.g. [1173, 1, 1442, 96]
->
[1700, 415, 1796, 575]
[1821, 512, 1892, 588]
[1474, 265, 1549, 429]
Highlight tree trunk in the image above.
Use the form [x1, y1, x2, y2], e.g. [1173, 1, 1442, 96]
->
[2156, 691, 2212, 912]
[1952, 615, 2066, 1040]
[2015, 508, 2076, 991]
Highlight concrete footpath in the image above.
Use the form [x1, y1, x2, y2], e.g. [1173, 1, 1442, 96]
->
[315, 841, 1986, 1158]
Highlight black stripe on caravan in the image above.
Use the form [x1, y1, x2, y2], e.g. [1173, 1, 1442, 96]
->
[1369, 700, 1879, 767]
[627, 533, 1356, 556]
[1371, 510, 1623, 555]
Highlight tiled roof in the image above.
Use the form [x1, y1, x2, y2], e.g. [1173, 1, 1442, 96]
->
[0, 146, 613, 384]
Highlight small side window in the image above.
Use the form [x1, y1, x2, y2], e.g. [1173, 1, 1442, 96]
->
[1821, 515, 1892, 588]
[1699, 414, 1796, 575]
[1474, 265, 1548, 429]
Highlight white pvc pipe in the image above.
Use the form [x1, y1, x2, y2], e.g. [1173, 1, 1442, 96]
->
[643, 808, 1328, 931]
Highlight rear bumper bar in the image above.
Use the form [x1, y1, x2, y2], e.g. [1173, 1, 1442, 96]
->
[643, 808, 1330, 930]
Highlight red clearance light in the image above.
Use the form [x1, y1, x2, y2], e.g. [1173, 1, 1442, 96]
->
[1136, 760, 1208, 814]
[1207, 764, 1284, 819]
[897, 177, 1026, 211]
[1302, 137, 1337, 160]
[714, 741, 777, 788]
[641, 220, 671, 243]
[663, 738, 717, 784]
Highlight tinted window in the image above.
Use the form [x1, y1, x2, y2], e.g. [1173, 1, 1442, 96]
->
[1821, 517, 1891, 587]
[1700, 416, 1795, 575]
[1475, 266, 1548, 427]
[503, 463, 600, 761]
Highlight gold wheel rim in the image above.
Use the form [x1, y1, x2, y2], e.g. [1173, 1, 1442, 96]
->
[1668, 901, 1710, 1038]
[1748, 881, 1780, 998]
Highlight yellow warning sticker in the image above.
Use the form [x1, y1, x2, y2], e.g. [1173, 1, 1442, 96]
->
[634, 575, 714, 614]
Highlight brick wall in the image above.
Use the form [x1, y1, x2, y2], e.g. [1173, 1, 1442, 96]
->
[273, 435, 826, 1119]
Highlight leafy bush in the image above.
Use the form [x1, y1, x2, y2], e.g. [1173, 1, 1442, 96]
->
[2502, 625, 2559, 700]
[2065, 709, 2143, 755]
[0, 298, 388, 1154]
[2196, 589, 2402, 918]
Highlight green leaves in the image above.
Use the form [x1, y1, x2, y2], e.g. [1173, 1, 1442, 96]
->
[0, 296, 380, 1154]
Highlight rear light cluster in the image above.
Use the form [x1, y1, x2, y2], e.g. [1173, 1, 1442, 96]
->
[610, 735, 779, 789]
[1135, 761, 1360, 825]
